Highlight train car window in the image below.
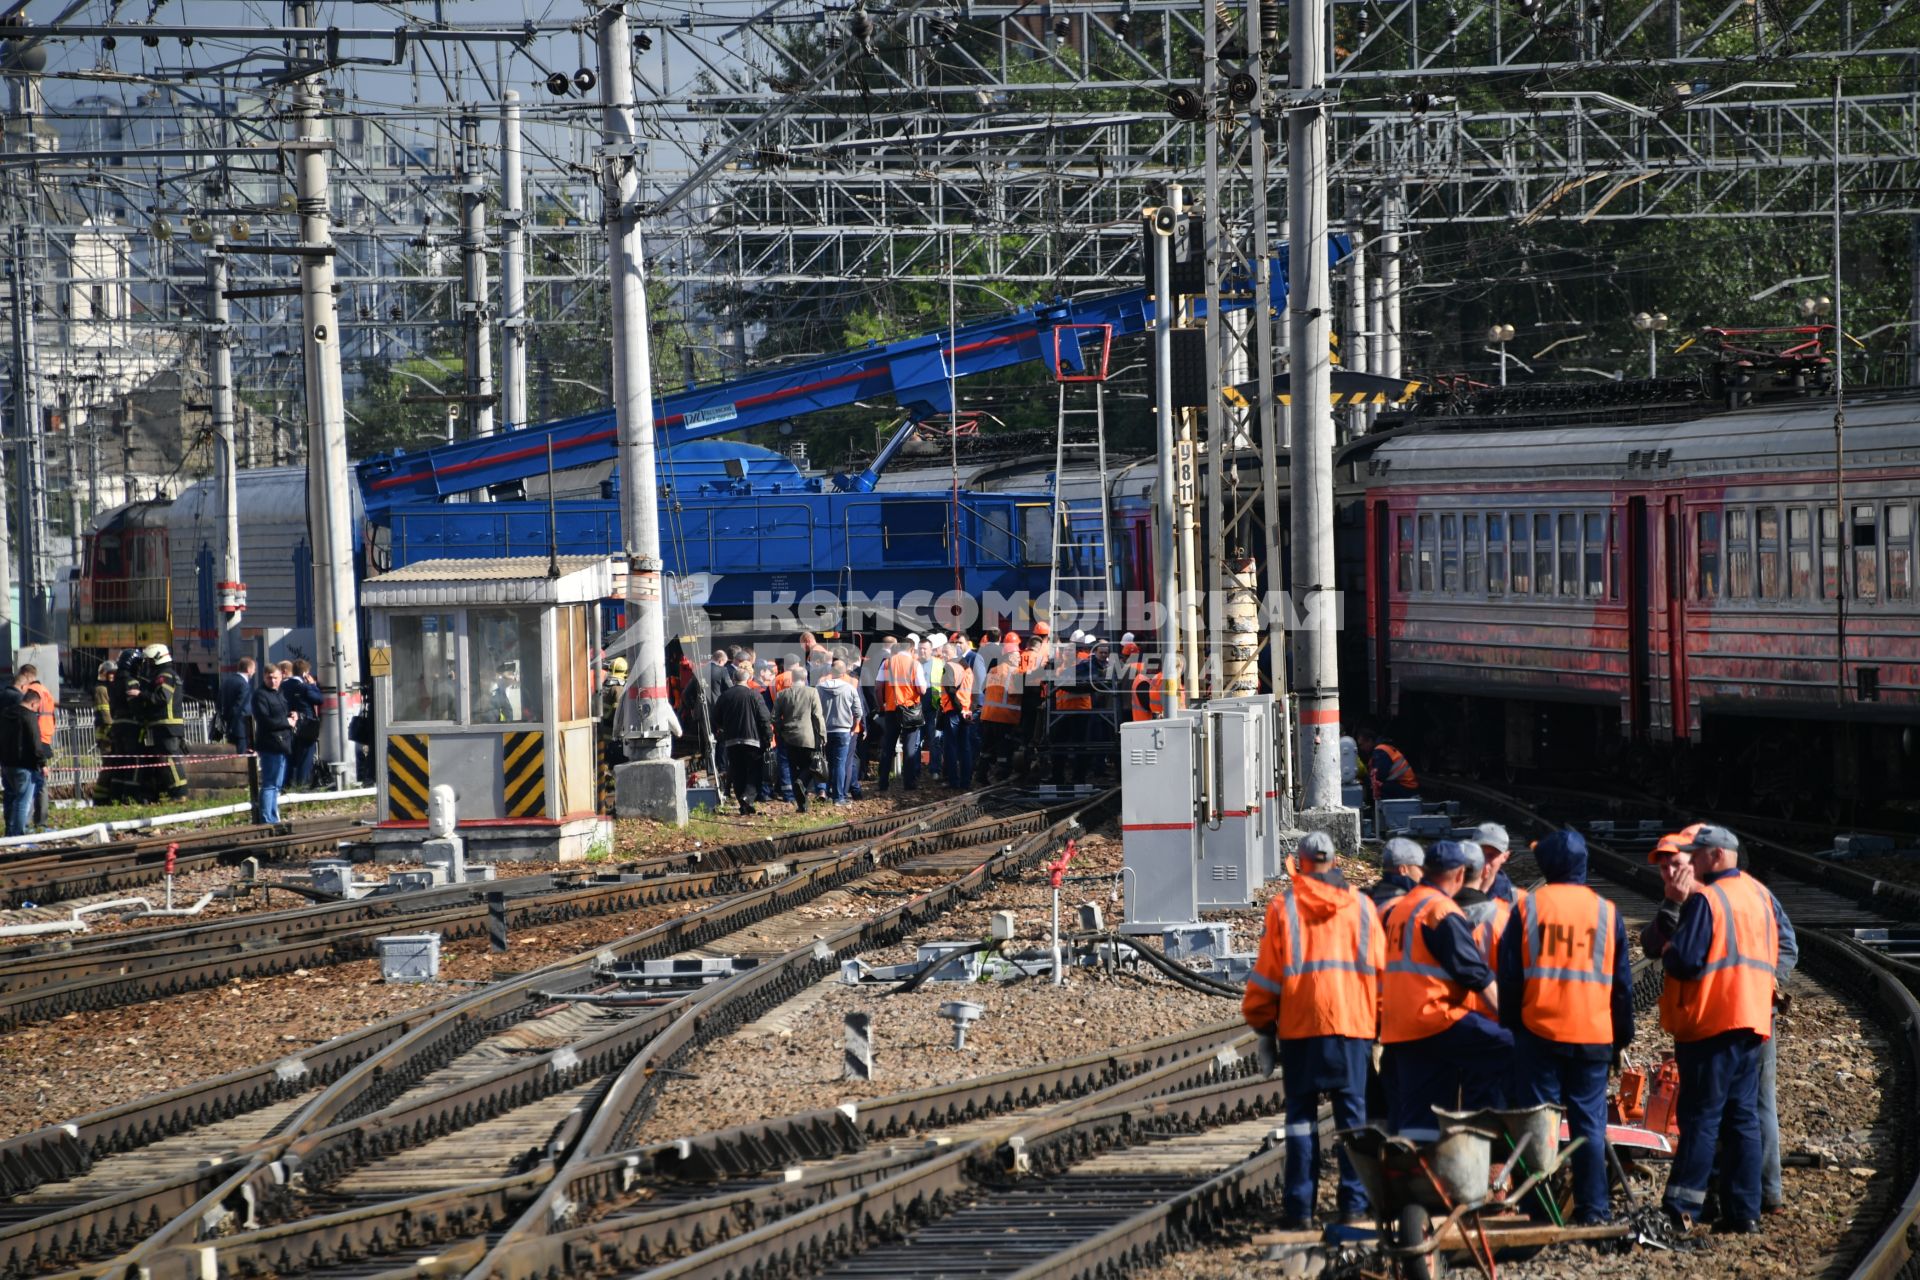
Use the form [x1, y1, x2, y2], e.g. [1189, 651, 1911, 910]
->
[1696, 511, 1721, 599]
[1820, 506, 1841, 600]
[1756, 508, 1781, 600]
[1888, 504, 1912, 602]
[1510, 514, 1530, 594]
[391, 613, 462, 724]
[1788, 508, 1812, 599]
[1583, 514, 1605, 598]
[1486, 513, 1506, 597]
[1464, 514, 1483, 594]
[1554, 514, 1576, 595]
[1535, 514, 1556, 596]
[1726, 509, 1752, 600]
[470, 607, 546, 725]
[1440, 513, 1460, 593]
[1417, 513, 1436, 593]
[1608, 513, 1621, 601]
[1396, 515, 1414, 593]
[1852, 504, 1879, 601]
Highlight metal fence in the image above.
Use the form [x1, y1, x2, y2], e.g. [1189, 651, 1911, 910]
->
[51, 699, 223, 797]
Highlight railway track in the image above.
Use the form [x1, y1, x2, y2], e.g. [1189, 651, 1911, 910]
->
[0, 821, 357, 909]
[0, 790, 1081, 1280]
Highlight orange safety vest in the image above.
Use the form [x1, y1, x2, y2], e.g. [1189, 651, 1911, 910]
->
[1054, 680, 1093, 712]
[1130, 674, 1154, 722]
[941, 665, 974, 714]
[1658, 872, 1779, 1043]
[980, 664, 1021, 724]
[1379, 885, 1475, 1044]
[1517, 884, 1619, 1044]
[1374, 743, 1418, 792]
[24, 683, 55, 748]
[774, 670, 794, 693]
[1244, 879, 1383, 1041]
[1466, 897, 1515, 1018]
[881, 651, 922, 712]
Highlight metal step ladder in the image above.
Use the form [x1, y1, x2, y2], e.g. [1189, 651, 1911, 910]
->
[1041, 326, 1121, 785]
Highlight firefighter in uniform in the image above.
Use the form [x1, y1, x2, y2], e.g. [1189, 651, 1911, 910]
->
[1496, 830, 1634, 1224]
[1642, 825, 1782, 1232]
[1244, 831, 1384, 1228]
[139, 644, 190, 801]
[92, 661, 115, 739]
[1377, 840, 1512, 1139]
[102, 650, 144, 802]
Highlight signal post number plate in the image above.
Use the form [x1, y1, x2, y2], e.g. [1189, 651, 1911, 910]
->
[1175, 440, 1196, 507]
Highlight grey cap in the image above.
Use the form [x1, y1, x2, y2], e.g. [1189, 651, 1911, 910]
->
[1682, 824, 1740, 854]
[1383, 837, 1426, 868]
[1472, 822, 1510, 854]
[1295, 831, 1337, 862]
[1458, 839, 1486, 872]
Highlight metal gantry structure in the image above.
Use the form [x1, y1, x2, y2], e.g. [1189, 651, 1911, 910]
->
[0, 0, 1917, 805]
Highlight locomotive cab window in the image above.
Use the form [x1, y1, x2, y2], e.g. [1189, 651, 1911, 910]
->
[1888, 503, 1912, 602]
[1486, 513, 1506, 597]
[1696, 511, 1721, 599]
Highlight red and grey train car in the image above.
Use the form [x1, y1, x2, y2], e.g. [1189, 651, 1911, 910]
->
[1357, 395, 1920, 813]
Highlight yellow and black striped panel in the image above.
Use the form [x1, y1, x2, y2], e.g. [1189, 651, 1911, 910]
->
[387, 733, 430, 821]
[503, 730, 547, 820]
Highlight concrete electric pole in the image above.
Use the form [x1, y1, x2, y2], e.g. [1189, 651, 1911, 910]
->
[599, 1, 686, 824]
[207, 246, 245, 672]
[1286, 0, 1357, 842]
[292, 2, 363, 783]
[500, 90, 529, 434]
[459, 113, 496, 443]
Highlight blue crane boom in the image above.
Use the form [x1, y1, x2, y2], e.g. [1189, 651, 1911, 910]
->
[354, 239, 1350, 517]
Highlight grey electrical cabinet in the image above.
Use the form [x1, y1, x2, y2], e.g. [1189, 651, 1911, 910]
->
[1119, 717, 1202, 934]
[1198, 704, 1262, 909]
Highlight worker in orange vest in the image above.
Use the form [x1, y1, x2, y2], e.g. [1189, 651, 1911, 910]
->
[1451, 840, 1508, 1018]
[1377, 840, 1512, 1140]
[1244, 831, 1384, 1228]
[1048, 637, 1097, 787]
[974, 635, 1024, 784]
[1018, 620, 1052, 748]
[1355, 726, 1418, 800]
[1495, 830, 1633, 1225]
[875, 634, 929, 792]
[1641, 825, 1782, 1233]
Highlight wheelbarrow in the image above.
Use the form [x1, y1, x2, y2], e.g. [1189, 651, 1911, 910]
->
[1337, 1106, 1585, 1280]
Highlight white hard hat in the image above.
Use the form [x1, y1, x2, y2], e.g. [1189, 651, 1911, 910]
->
[905, 632, 921, 643]
[928, 632, 947, 646]
[1121, 632, 1136, 645]
[142, 643, 171, 664]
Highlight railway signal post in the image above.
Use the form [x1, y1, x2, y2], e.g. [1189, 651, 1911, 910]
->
[600, 0, 686, 826]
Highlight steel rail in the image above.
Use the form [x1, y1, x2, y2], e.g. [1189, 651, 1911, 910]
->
[16, 794, 1008, 1280]
[0, 823, 356, 908]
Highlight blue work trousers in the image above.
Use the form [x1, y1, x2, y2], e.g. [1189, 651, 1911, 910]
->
[1280, 1036, 1372, 1222]
[3, 766, 35, 837]
[1760, 1026, 1782, 1207]
[1665, 1029, 1764, 1227]
[925, 707, 944, 778]
[1382, 1012, 1513, 1140]
[940, 709, 973, 788]
[825, 731, 854, 802]
[1511, 1030, 1612, 1223]
[256, 751, 288, 824]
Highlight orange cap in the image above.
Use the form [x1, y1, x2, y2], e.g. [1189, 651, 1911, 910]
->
[1648, 822, 1707, 864]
